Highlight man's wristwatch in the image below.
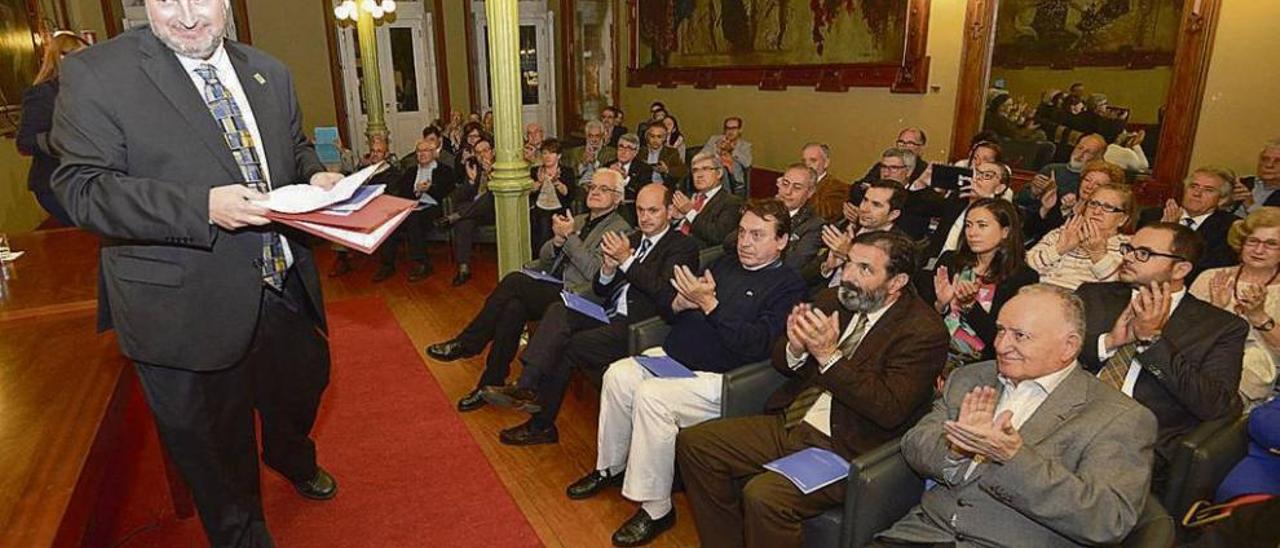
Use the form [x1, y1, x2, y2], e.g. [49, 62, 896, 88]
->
[1253, 317, 1276, 332]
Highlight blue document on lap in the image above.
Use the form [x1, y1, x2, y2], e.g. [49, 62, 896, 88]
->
[634, 355, 696, 378]
[763, 447, 850, 495]
[520, 268, 563, 284]
[561, 291, 610, 323]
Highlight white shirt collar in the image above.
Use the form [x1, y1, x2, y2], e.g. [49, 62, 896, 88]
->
[175, 42, 230, 74]
[998, 361, 1077, 394]
[1182, 210, 1213, 227]
[418, 160, 437, 174]
[699, 184, 723, 201]
[642, 225, 670, 248]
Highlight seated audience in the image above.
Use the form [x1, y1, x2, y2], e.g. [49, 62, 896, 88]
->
[641, 124, 687, 189]
[565, 200, 806, 547]
[426, 169, 631, 410]
[801, 142, 848, 223]
[854, 128, 929, 188]
[853, 149, 930, 240]
[1191, 207, 1280, 410]
[920, 199, 1039, 366]
[816, 180, 910, 290]
[871, 285, 1158, 547]
[1023, 159, 1126, 244]
[724, 164, 822, 274]
[529, 139, 576, 253]
[984, 93, 1046, 142]
[437, 136, 496, 286]
[601, 105, 627, 147]
[1138, 166, 1239, 281]
[1027, 182, 1133, 290]
[673, 151, 744, 249]
[521, 122, 546, 164]
[374, 137, 458, 283]
[1016, 133, 1108, 214]
[662, 114, 686, 157]
[329, 135, 401, 278]
[608, 133, 654, 213]
[700, 117, 753, 195]
[1232, 139, 1280, 215]
[562, 120, 617, 189]
[677, 231, 948, 547]
[1077, 222, 1246, 491]
[481, 183, 699, 442]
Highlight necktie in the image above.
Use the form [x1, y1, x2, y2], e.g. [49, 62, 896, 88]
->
[782, 314, 868, 429]
[605, 238, 653, 317]
[680, 193, 709, 235]
[1182, 217, 1197, 230]
[1098, 341, 1137, 390]
[194, 64, 286, 291]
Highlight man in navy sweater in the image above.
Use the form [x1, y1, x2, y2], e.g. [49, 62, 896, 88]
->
[566, 199, 808, 547]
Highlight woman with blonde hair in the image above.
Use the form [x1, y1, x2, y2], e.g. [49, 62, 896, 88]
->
[1191, 207, 1280, 409]
[1027, 182, 1134, 290]
[1024, 159, 1127, 242]
[16, 31, 90, 225]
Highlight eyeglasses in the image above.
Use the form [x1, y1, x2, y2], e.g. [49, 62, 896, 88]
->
[881, 163, 909, 171]
[1243, 237, 1280, 251]
[896, 139, 924, 147]
[1085, 199, 1125, 214]
[723, 125, 741, 131]
[1120, 243, 1186, 263]
[776, 177, 811, 191]
[585, 184, 621, 195]
[974, 169, 1002, 180]
[1185, 182, 1221, 195]
[692, 165, 720, 174]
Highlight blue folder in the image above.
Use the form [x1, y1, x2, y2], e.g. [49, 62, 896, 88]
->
[763, 447, 850, 495]
[634, 355, 696, 378]
[520, 268, 563, 284]
[314, 126, 341, 165]
[561, 291, 610, 323]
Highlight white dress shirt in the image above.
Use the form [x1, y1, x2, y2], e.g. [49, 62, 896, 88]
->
[683, 184, 722, 224]
[959, 363, 1077, 481]
[784, 301, 893, 436]
[1095, 288, 1188, 396]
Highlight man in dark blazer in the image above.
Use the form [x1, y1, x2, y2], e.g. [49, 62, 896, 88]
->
[677, 231, 948, 547]
[50, 9, 342, 547]
[1137, 167, 1240, 282]
[640, 124, 688, 189]
[375, 138, 458, 282]
[1077, 223, 1247, 491]
[608, 133, 654, 223]
[675, 150, 744, 249]
[482, 183, 700, 444]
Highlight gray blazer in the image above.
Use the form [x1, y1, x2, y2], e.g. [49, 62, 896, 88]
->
[880, 361, 1158, 547]
[534, 209, 630, 299]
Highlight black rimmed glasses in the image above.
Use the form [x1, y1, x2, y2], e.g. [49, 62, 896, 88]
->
[1085, 199, 1125, 214]
[1120, 243, 1186, 263]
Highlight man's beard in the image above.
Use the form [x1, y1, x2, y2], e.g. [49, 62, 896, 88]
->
[838, 282, 887, 313]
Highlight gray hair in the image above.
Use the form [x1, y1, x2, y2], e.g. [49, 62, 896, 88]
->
[591, 168, 625, 192]
[1186, 166, 1237, 197]
[784, 162, 818, 188]
[618, 133, 641, 148]
[1017, 284, 1086, 341]
[584, 120, 604, 134]
[882, 147, 917, 172]
[802, 142, 831, 160]
[690, 150, 721, 170]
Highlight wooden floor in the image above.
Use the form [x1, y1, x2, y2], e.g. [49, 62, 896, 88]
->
[318, 244, 701, 547]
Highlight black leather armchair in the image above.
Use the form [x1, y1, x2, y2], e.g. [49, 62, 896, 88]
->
[1160, 415, 1251, 523]
[698, 245, 725, 271]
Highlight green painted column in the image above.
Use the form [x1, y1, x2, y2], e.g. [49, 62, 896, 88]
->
[356, 7, 387, 139]
[484, 0, 532, 275]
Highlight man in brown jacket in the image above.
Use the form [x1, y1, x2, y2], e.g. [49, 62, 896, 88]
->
[803, 142, 849, 223]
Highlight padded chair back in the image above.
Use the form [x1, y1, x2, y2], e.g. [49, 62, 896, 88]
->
[698, 246, 726, 271]
[719, 360, 787, 418]
[627, 316, 671, 355]
[843, 439, 925, 547]
[1161, 415, 1250, 521]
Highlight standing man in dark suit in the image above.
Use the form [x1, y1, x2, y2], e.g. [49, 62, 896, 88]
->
[674, 150, 744, 249]
[677, 231, 948, 547]
[1137, 167, 1240, 282]
[481, 183, 700, 444]
[1077, 222, 1247, 491]
[50, 2, 343, 546]
[375, 137, 457, 282]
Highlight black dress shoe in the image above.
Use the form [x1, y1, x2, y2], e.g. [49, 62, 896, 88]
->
[371, 263, 396, 282]
[611, 508, 675, 547]
[293, 467, 338, 501]
[566, 468, 624, 500]
[499, 419, 558, 446]
[481, 385, 542, 413]
[426, 339, 472, 362]
[451, 268, 471, 286]
[407, 262, 432, 282]
[457, 388, 487, 412]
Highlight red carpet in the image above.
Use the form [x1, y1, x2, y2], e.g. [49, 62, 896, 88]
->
[92, 296, 541, 547]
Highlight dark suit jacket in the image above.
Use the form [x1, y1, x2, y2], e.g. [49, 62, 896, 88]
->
[16, 79, 59, 193]
[612, 160, 654, 203]
[593, 229, 699, 323]
[686, 186, 743, 249]
[915, 251, 1040, 361]
[1076, 282, 1246, 464]
[721, 204, 824, 275]
[386, 161, 457, 204]
[765, 289, 949, 459]
[1136, 208, 1238, 282]
[640, 145, 687, 189]
[52, 28, 327, 370]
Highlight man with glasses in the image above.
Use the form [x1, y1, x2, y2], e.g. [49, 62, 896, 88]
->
[700, 117, 753, 195]
[608, 134, 654, 217]
[426, 169, 632, 411]
[1076, 222, 1246, 492]
[854, 128, 929, 188]
[674, 151, 744, 249]
[642, 124, 687, 189]
[1139, 167, 1240, 282]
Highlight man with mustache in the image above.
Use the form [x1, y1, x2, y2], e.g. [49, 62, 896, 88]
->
[51, 0, 343, 545]
[677, 231, 948, 547]
[1016, 133, 1107, 216]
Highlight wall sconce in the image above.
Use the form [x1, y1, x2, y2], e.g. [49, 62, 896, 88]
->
[334, 0, 396, 21]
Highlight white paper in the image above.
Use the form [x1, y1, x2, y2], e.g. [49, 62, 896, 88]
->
[0, 250, 25, 262]
[294, 207, 410, 253]
[258, 162, 386, 214]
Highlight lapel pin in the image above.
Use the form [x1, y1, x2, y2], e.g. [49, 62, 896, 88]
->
[253, 73, 266, 85]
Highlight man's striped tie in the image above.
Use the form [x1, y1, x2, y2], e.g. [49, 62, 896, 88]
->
[1098, 341, 1137, 390]
[782, 314, 868, 429]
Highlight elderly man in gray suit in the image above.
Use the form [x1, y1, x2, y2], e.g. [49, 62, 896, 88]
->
[871, 284, 1158, 547]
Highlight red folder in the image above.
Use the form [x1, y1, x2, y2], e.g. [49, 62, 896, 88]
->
[271, 195, 416, 254]
[267, 195, 415, 233]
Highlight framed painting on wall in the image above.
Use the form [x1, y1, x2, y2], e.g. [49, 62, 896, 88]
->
[993, 0, 1182, 68]
[627, 0, 931, 92]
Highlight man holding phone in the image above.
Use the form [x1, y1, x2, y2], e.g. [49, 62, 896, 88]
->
[1232, 139, 1280, 216]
